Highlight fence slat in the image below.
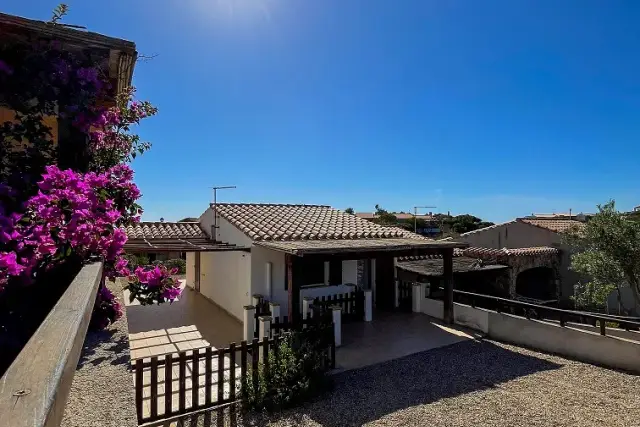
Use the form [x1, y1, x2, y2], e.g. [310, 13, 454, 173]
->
[150, 356, 158, 419]
[178, 352, 186, 412]
[229, 343, 237, 401]
[205, 347, 212, 404]
[262, 336, 270, 383]
[135, 359, 143, 425]
[252, 338, 259, 396]
[164, 354, 172, 417]
[191, 349, 199, 408]
[240, 340, 247, 390]
[217, 349, 225, 403]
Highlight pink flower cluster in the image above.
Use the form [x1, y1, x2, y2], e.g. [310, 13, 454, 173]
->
[90, 285, 124, 330]
[125, 263, 183, 305]
[0, 165, 142, 290]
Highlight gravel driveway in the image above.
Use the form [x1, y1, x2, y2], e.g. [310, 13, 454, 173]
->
[169, 338, 640, 427]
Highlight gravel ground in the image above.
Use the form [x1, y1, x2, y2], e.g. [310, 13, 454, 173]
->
[167, 339, 640, 427]
[62, 281, 138, 427]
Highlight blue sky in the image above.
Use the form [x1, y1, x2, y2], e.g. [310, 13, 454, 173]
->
[5, 1, 640, 222]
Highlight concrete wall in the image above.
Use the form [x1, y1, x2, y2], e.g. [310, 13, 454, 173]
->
[488, 311, 640, 373]
[199, 251, 251, 321]
[186, 252, 196, 288]
[421, 296, 640, 373]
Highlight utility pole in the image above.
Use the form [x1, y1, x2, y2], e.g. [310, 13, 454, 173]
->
[413, 205, 437, 233]
[211, 186, 236, 240]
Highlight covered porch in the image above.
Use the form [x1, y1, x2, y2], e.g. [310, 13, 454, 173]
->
[255, 238, 468, 324]
[336, 310, 480, 372]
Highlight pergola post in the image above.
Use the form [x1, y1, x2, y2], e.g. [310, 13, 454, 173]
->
[442, 248, 454, 324]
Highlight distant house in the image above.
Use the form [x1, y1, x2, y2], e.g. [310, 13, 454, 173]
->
[454, 219, 585, 302]
[356, 211, 446, 237]
[124, 222, 204, 262]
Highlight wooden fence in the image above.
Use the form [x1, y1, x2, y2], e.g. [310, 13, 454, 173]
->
[397, 281, 413, 311]
[134, 323, 335, 424]
[253, 296, 271, 338]
[313, 290, 364, 322]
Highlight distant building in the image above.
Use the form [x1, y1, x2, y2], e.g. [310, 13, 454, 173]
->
[355, 212, 446, 237]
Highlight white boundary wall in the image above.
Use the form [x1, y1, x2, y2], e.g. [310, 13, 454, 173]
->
[421, 296, 640, 373]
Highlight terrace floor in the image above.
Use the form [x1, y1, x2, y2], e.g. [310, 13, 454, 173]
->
[125, 285, 242, 360]
[336, 310, 479, 371]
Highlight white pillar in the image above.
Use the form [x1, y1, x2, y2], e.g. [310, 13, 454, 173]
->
[394, 279, 400, 308]
[302, 297, 314, 321]
[412, 283, 422, 313]
[331, 305, 342, 347]
[269, 302, 280, 323]
[258, 316, 272, 359]
[364, 289, 373, 322]
[252, 294, 263, 307]
[243, 305, 255, 341]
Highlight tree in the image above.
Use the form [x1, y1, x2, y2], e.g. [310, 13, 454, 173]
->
[373, 204, 397, 225]
[566, 200, 640, 313]
[344, 207, 354, 215]
[447, 214, 494, 234]
[178, 217, 198, 222]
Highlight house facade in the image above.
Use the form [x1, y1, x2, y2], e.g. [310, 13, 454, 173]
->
[183, 203, 464, 322]
[454, 219, 583, 301]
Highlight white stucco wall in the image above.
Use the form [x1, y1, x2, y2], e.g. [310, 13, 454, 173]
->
[199, 251, 251, 321]
[250, 245, 286, 307]
[199, 207, 253, 246]
[186, 252, 196, 288]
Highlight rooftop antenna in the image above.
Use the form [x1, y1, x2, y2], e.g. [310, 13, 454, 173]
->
[211, 186, 236, 241]
[413, 205, 436, 233]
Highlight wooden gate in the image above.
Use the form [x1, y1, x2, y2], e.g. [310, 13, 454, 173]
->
[312, 290, 365, 323]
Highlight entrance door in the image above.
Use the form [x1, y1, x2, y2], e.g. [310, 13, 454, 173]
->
[194, 252, 201, 292]
[375, 256, 395, 310]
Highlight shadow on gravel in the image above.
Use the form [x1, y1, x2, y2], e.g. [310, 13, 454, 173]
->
[77, 325, 130, 369]
[163, 339, 562, 427]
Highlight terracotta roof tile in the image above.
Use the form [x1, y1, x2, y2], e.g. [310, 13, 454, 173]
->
[399, 246, 559, 261]
[214, 203, 427, 242]
[125, 222, 206, 240]
[520, 218, 585, 233]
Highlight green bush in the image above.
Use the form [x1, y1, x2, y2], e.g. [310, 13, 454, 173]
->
[164, 258, 186, 274]
[123, 253, 149, 270]
[242, 329, 333, 412]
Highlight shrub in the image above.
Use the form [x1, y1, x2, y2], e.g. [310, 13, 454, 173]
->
[123, 253, 150, 270]
[242, 328, 333, 412]
[164, 258, 186, 274]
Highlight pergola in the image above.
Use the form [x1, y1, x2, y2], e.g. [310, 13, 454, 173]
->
[123, 238, 250, 253]
[256, 238, 469, 324]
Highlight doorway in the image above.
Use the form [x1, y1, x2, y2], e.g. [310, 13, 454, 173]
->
[375, 256, 395, 310]
[194, 252, 201, 292]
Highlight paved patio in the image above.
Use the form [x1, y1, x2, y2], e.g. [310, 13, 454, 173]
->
[336, 311, 480, 371]
[126, 285, 243, 360]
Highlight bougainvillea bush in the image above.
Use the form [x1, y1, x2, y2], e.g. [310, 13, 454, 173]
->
[0, 21, 171, 373]
[124, 264, 183, 305]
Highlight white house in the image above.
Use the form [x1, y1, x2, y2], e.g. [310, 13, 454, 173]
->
[182, 203, 464, 322]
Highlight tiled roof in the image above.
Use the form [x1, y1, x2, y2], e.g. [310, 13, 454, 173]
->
[214, 203, 428, 242]
[520, 218, 585, 233]
[399, 246, 559, 261]
[125, 222, 206, 240]
[255, 238, 464, 255]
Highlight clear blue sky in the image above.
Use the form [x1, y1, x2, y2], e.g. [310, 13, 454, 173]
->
[5, 1, 640, 223]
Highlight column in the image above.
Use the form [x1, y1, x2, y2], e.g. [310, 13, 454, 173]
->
[243, 305, 255, 341]
[331, 306, 342, 347]
[258, 316, 272, 359]
[364, 289, 373, 322]
[443, 248, 454, 324]
[252, 294, 263, 307]
[394, 279, 400, 308]
[269, 302, 280, 323]
[412, 282, 422, 313]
